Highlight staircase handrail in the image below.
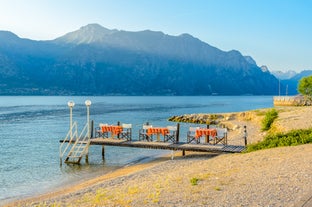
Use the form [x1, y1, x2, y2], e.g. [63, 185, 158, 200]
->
[65, 122, 90, 161]
[59, 122, 78, 160]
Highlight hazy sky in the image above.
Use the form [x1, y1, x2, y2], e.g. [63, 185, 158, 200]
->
[0, 0, 311, 72]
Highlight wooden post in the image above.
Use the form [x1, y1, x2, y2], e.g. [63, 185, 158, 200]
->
[176, 123, 180, 143]
[102, 145, 105, 160]
[205, 125, 209, 143]
[117, 121, 120, 139]
[85, 154, 89, 163]
[91, 120, 94, 138]
[182, 150, 185, 156]
[244, 125, 248, 146]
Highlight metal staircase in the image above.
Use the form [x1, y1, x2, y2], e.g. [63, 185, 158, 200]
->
[60, 122, 91, 164]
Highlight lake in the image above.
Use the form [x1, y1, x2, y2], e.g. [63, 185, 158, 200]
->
[0, 96, 273, 204]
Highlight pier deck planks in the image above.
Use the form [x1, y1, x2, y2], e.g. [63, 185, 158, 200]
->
[87, 138, 245, 153]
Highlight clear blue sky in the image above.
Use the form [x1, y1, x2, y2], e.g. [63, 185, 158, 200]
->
[0, 0, 311, 72]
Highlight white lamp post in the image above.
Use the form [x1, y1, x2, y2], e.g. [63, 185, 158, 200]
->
[85, 100, 92, 138]
[67, 101, 75, 139]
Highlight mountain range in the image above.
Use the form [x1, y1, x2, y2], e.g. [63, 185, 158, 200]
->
[0, 24, 280, 95]
[271, 70, 298, 80]
[272, 70, 312, 95]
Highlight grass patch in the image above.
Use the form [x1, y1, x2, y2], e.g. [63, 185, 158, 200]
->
[190, 177, 199, 186]
[246, 128, 312, 152]
[128, 186, 140, 195]
[261, 108, 278, 131]
[214, 186, 221, 191]
[254, 109, 266, 116]
[148, 190, 161, 203]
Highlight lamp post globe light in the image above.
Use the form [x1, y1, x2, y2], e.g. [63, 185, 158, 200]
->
[67, 101, 75, 139]
[85, 100, 92, 138]
[85, 100, 91, 107]
[68, 101, 75, 108]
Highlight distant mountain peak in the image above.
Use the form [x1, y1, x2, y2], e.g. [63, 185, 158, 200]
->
[79, 23, 113, 33]
[260, 65, 269, 73]
[179, 33, 193, 38]
[271, 70, 297, 80]
[244, 56, 257, 65]
[53, 23, 221, 59]
[55, 23, 118, 44]
[0, 24, 280, 95]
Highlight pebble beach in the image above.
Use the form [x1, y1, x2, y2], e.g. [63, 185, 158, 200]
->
[5, 106, 312, 207]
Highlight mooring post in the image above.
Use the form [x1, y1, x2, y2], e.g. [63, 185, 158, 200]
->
[176, 123, 180, 143]
[102, 145, 105, 160]
[117, 121, 120, 139]
[244, 125, 248, 146]
[90, 120, 94, 138]
[85, 154, 89, 163]
[206, 124, 210, 143]
[86, 119, 93, 163]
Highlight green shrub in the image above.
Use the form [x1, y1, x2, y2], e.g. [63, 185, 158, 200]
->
[190, 177, 199, 186]
[246, 128, 312, 152]
[261, 109, 278, 131]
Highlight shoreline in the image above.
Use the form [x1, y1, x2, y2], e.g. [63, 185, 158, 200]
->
[6, 145, 312, 206]
[4, 106, 312, 206]
[0, 150, 168, 206]
[3, 154, 173, 207]
[6, 151, 214, 206]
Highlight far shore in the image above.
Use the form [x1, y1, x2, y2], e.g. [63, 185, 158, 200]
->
[5, 106, 312, 207]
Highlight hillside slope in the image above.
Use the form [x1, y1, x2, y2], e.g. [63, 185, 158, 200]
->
[0, 24, 279, 95]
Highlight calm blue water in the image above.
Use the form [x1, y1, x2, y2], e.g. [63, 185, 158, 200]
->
[0, 96, 273, 204]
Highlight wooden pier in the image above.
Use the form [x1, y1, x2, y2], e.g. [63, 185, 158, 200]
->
[66, 137, 246, 154]
[60, 121, 246, 164]
[59, 105, 247, 164]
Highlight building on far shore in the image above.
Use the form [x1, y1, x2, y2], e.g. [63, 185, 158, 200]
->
[273, 95, 311, 106]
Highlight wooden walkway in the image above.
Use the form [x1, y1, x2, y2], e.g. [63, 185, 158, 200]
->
[89, 138, 246, 153]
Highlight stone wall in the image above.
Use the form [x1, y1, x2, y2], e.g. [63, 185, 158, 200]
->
[273, 96, 311, 106]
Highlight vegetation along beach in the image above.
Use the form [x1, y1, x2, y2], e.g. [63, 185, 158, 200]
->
[1, 1, 312, 206]
[6, 106, 312, 207]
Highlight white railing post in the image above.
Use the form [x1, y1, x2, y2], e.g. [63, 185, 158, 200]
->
[60, 121, 77, 165]
[85, 100, 92, 138]
[67, 101, 75, 139]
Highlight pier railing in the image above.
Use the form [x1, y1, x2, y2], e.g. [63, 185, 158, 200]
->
[62, 122, 91, 164]
[59, 122, 78, 163]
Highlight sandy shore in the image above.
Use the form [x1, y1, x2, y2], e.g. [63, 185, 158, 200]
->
[5, 106, 312, 207]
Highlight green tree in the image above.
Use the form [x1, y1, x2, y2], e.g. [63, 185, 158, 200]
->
[298, 75, 312, 96]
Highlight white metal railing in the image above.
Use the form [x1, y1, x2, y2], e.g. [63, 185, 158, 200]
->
[64, 122, 91, 163]
[59, 122, 78, 162]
